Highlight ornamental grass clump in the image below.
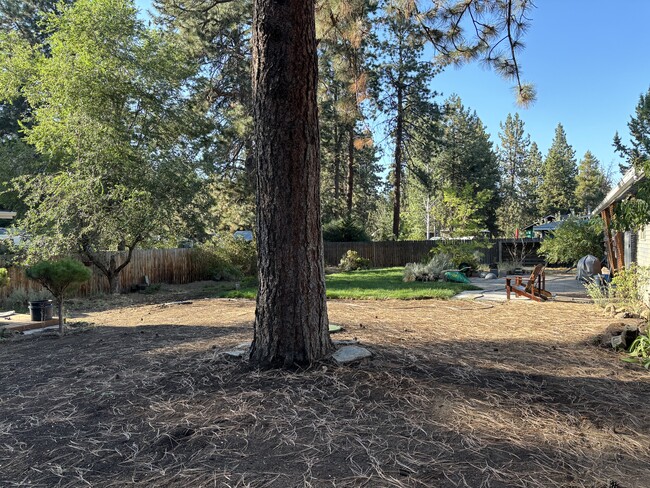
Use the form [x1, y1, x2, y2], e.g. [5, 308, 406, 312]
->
[403, 254, 453, 282]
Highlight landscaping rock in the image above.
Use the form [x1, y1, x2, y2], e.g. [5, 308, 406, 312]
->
[608, 324, 640, 350]
[484, 273, 497, 280]
[332, 345, 372, 364]
[640, 308, 650, 321]
[223, 342, 251, 358]
[224, 349, 247, 358]
[611, 335, 625, 350]
[595, 322, 626, 348]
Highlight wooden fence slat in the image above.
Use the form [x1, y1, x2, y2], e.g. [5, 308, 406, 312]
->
[0, 248, 213, 302]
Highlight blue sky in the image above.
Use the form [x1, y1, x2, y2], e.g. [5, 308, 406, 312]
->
[135, 0, 649, 182]
[432, 0, 650, 182]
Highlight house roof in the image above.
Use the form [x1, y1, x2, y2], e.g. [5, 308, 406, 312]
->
[592, 167, 643, 215]
[0, 210, 16, 220]
[532, 221, 562, 232]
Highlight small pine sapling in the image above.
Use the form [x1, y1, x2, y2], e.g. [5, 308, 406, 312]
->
[26, 259, 92, 335]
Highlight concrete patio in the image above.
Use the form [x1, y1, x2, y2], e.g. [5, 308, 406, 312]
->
[454, 272, 590, 302]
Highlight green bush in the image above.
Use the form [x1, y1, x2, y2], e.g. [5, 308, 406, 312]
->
[323, 217, 370, 242]
[194, 233, 257, 281]
[339, 250, 371, 271]
[0, 267, 8, 288]
[610, 265, 649, 310]
[539, 217, 604, 265]
[586, 265, 650, 315]
[430, 239, 488, 271]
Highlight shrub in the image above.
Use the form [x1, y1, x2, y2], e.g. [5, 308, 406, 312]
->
[497, 260, 523, 275]
[323, 217, 370, 242]
[0, 267, 8, 288]
[195, 233, 257, 281]
[586, 265, 650, 315]
[339, 250, 370, 271]
[403, 253, 453, 282]
[610, 265, 650, 311]
[2, 288, 51, 312]
[430, 239, 488, 271]
[539, 217, 604, 265]
[26, 258, 92, 335]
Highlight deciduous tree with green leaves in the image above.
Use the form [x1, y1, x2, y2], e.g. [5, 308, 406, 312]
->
[539, 217, 604, 265]
[0, 0, 206, 293]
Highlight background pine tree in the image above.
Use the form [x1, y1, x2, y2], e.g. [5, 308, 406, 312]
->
[538, 123, 578, 215]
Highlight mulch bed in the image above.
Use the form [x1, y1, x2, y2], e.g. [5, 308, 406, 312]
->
[1, 298, 649, 487]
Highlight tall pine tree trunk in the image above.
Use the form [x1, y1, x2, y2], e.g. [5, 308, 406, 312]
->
[346, 124, 354, 216]
[334, 125, 341, 200]
[250, 0, 332, 368]
[392, 84, 404, 239]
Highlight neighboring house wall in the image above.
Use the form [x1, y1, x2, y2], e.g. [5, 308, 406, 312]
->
[624, 231, 637, 268]
[637, 225, 650, 267]
[634, 225, 650, 307]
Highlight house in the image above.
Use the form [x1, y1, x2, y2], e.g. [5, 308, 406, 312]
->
[591, 168, 646, 274]
[0, 210, 16, 221]
[522, 214, 588, 239]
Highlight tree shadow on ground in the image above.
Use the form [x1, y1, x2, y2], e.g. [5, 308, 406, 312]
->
[1, 322, 648, 487]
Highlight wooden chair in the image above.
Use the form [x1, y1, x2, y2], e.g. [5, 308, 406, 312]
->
[505, 264, 552, 302]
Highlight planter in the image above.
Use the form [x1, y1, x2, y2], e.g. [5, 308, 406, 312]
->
[28, 300, 53, 322]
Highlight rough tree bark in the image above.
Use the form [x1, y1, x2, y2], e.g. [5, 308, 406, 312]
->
[249, 0, 332, 368]
[346, 124, 354, 216]
[82, 242, 138, 295]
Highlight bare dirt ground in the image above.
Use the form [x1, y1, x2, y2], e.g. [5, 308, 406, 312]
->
[1, 297, 649, 487]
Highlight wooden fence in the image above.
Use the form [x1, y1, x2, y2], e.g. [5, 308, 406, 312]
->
[324, 239, 544, 268]
[0, 248, 212, 302]
[0, 239, 545, 303]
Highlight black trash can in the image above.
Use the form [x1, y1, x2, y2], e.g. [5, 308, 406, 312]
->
[29, 300, 54, 322]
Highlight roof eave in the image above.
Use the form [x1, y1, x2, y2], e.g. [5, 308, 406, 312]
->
[592, 168, 643, 216]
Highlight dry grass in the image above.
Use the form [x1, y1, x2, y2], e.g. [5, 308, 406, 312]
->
[1, 298, 649, 487]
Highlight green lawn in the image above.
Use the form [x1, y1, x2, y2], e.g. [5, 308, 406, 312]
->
[221, 267, 479, 300]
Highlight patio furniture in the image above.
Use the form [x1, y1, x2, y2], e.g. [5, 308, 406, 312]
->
[505, 264, 552, 302]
